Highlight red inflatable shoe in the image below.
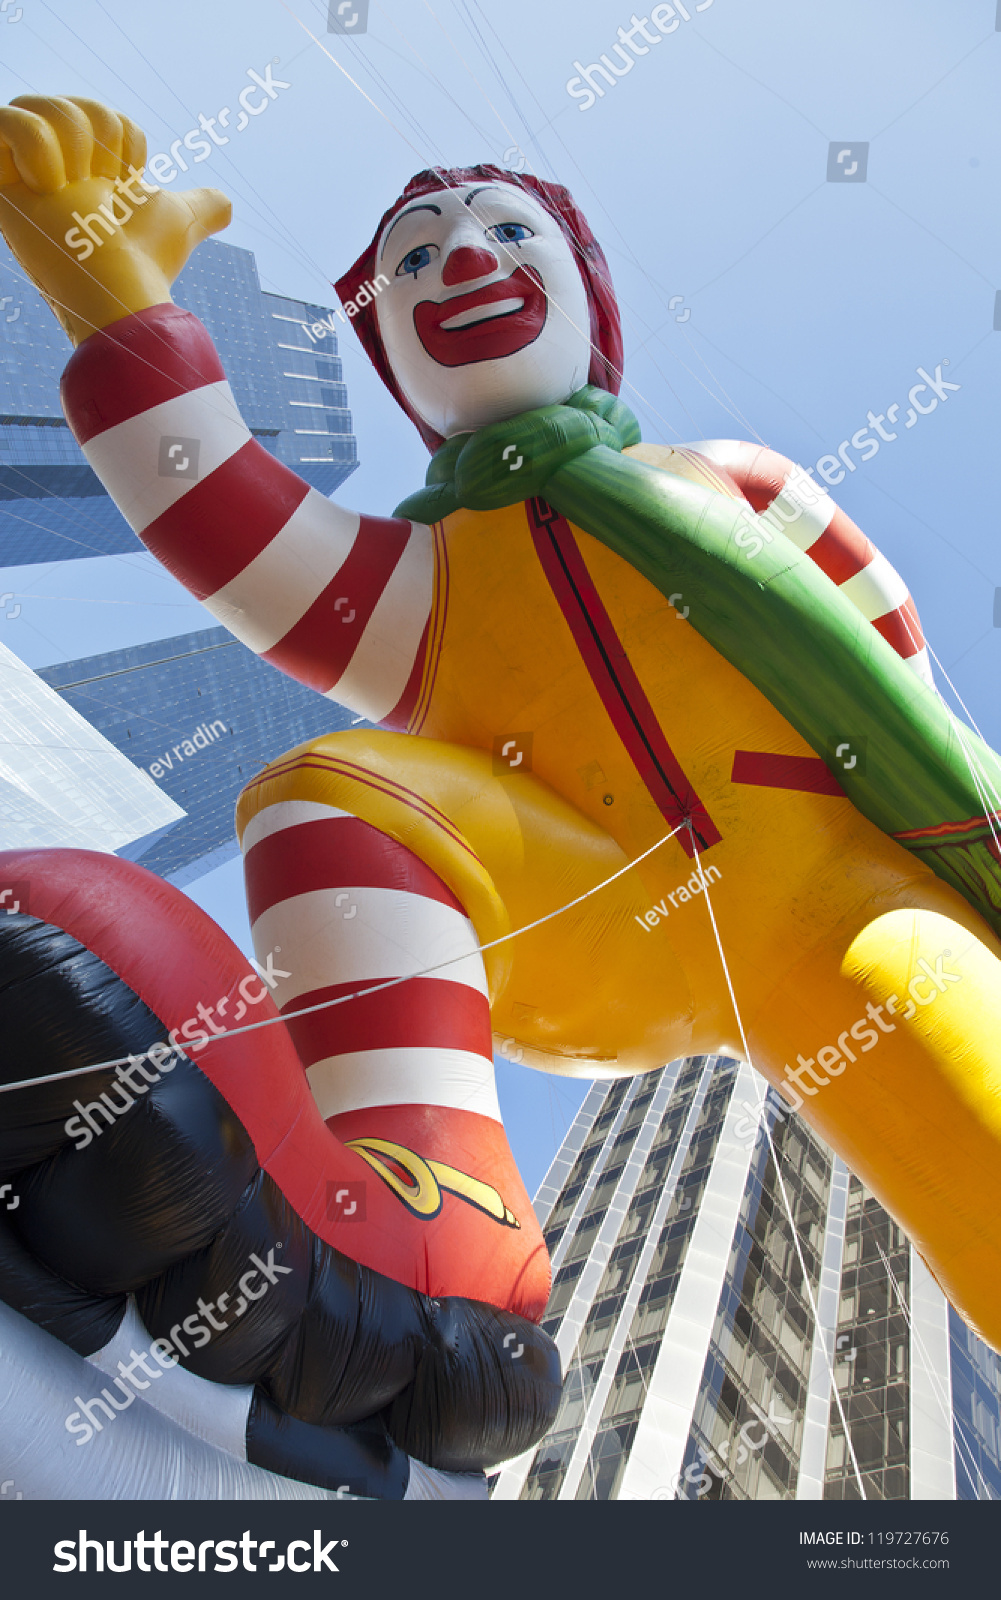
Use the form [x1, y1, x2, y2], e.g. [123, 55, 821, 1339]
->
[0, 848, 560, 1497]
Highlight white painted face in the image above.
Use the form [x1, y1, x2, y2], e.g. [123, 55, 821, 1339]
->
[374, 182, 593, 439]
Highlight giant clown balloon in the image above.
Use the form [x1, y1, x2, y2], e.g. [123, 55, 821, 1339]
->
[2, 96, 1001, 1500]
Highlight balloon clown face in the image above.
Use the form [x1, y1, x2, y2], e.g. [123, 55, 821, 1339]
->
[336, 163, 625, 451]
[373, 181, 592, 439]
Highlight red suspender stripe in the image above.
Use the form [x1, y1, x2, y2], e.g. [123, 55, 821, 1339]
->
[393, 521, 448, 735]
[527, 499, 720, 855]
[381, 614, 431, 732]
[731, 750, 846, 797]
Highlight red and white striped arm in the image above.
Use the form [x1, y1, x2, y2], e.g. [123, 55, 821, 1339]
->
[684, 439, 935, 690]
[60, 305, 433, 727]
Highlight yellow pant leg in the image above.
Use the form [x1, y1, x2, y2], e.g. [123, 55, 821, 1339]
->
[240, 730, 1001, 1346]
[236, 729, 700, 1074]
[751, 897, 1001, 1349]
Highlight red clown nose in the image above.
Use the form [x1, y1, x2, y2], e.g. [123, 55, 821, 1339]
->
[335, 163, 624, 452]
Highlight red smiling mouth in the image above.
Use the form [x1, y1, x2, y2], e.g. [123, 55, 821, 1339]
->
[413, 264, 547, 367]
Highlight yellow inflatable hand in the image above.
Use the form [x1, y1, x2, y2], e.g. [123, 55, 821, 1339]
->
[0, 94, 231, 346]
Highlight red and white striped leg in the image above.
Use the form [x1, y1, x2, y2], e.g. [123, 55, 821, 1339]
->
[241, 799, 548, 1314]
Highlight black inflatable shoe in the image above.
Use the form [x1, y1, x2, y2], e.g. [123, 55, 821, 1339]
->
[0, 849, 561, 1499]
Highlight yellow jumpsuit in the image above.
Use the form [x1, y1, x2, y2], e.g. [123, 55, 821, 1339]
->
[238, 467, 1001, 1352]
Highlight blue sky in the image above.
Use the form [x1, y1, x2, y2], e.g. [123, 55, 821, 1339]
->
[1, 0, 999, 1192]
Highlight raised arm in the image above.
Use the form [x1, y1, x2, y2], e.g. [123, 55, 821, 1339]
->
[0, 95, 432, 726]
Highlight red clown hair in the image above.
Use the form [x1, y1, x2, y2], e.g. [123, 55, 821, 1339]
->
[334, 164, 624, 452]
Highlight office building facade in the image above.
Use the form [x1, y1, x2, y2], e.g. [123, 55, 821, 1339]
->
[0, 635, 183, 856]
[3, 227, 364, 885]
[491, 1060, 1001, 1501]
[0, 234, 357, 566]
[38, 626, 363, 887]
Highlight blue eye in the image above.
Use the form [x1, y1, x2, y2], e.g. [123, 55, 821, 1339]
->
[487, 223, 534, 245]
[396, 244, 439, 278]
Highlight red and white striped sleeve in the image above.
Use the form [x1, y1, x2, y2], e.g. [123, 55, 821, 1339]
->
[60, 304, 433, 728]
[685, 439, 935, 690]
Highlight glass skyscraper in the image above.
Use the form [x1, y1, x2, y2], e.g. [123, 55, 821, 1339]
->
[37, 625, 365, 888]
[0, 234, 357, 565]
[0, 634, 184, 856]
[2, 229, 364, 881]
[491, 1060, 1001, 1501]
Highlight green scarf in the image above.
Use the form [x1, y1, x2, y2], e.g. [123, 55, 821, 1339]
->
[395, 388, 1001, 940]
